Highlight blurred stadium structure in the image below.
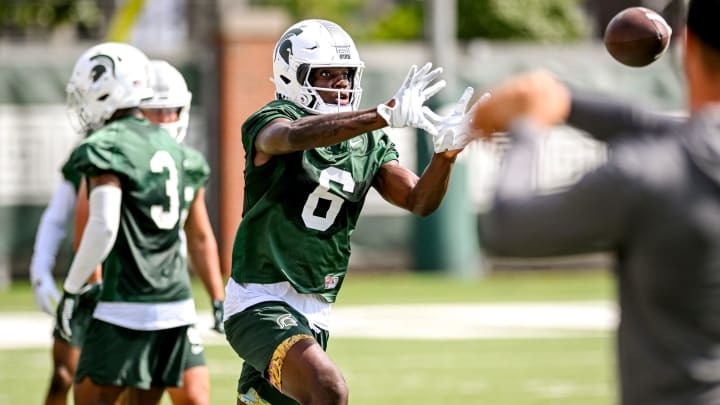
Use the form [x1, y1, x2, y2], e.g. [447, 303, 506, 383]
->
[0, 0, 684, 286]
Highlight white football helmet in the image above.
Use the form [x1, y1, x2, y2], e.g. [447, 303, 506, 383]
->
[142, 60, 192, 142]
[66, 42, 153, 133]
[272, 19, 364, 114]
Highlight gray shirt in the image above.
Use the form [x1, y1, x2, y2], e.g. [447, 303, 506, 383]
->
[480, 94, 720, 404]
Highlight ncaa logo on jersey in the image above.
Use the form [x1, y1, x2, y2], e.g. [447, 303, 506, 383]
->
[324, 274, 340, 289]
[277, 314, 298, 329]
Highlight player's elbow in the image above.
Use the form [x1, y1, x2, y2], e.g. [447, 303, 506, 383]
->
[405, 193, 442, 217]
[411, 205, 437, 217]
[86, 216, 119, 247]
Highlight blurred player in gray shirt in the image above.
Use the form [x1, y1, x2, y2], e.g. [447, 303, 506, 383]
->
[443, 0, 720, 403]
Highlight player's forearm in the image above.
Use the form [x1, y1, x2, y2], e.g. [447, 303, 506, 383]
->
[187, 236, 225, 301]
[30, 217, 68, 278]
[406, 154, 457, 217]
[30, 180, 77, 280]
[283, 108, 386, 151]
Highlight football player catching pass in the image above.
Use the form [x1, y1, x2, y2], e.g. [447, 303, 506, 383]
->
[222, 19, 474, 405]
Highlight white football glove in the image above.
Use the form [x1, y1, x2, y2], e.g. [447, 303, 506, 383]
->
[377, 62, 446, 135]
[424, 88, 491, 153]
[31, 272, 60, 316]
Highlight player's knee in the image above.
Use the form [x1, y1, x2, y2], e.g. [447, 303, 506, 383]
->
[48, 364, 74, 394]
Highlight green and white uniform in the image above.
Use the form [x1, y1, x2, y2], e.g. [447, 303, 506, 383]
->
[65, 116, 209, 329]
[225, 100, 398, 403]
[226, 99, 397, 306]
[65, 117, 210, 388]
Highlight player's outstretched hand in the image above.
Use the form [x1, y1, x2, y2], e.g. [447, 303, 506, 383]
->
[56, 291, 79, 341]
[31, 272, 60, 316]
[377, 62, 446, 135]
[424, 87, 492, 154]
[212, 299, 225, 334]
[467, 70, 571, 136]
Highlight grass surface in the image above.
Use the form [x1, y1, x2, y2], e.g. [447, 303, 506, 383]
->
[0, 270, 617, 404]
[337, 269, 613, 305]
[0, 269, 613, 312]
[0, 336, 614, 405]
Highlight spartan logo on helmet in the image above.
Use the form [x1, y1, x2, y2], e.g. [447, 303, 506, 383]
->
[66, 42, 153, 133]
[275, 27, 304, 67]
[89, 55, 115, 84]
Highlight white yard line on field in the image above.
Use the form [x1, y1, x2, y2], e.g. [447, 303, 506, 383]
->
[331, 301, 616, 339]
[1, 301, 617, 349]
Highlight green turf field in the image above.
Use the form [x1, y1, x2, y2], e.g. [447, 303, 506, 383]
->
[0, 270, 617, 404]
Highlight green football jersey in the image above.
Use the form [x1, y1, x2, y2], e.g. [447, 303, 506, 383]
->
[61, 133, 95, 191]
[65, 117, 210, 304]
[61, 155, 83, 192]
[231, 100, 399, 302]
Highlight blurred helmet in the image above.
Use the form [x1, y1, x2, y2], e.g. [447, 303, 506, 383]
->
[66, 42, 153, 133]
[142, 60, 193, 142]
[272, 19, 364, 114]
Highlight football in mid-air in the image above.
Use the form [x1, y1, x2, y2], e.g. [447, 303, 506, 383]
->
[603, 7, 672, 67]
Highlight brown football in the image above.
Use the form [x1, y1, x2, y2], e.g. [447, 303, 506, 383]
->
[604, 7, 672, 67]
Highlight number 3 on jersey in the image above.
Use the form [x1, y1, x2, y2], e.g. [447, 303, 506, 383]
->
[150, 150, 180, 230]
[302, 167, 355, 231]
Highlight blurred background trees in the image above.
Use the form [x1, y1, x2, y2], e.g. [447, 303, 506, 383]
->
[0, 0, 105, 39]
[1, 0, 594, 42]
[2, 1, 686, 44]
[248, 0, 590, 42]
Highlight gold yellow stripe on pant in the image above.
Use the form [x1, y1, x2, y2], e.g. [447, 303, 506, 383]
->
[268, 334, 314, 392]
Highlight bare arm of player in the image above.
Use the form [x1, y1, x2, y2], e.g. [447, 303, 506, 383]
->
[372, 153, 457, 217]
[468, 70, 571, 137]
[183, 186, 225, 301]
[73, 178, 103, 284]
[467, 70, 681, 142]
[254, 62, 445, 166]
[253, 110, 387, 166]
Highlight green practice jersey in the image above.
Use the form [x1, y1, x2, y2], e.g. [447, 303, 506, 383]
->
[61, 155, 83, 191]
[231, 100, 399, 302]
[65, 117, 210, 304]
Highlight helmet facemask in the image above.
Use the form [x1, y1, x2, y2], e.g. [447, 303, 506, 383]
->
[296, 64, 364, 114]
